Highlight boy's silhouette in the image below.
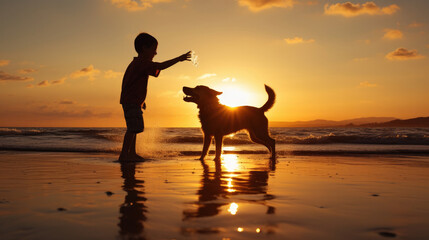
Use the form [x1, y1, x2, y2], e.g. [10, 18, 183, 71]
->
[119, 33, 190, 161]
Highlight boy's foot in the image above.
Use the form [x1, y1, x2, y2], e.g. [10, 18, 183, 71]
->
[118, 156, 139, 162]
[118, 155, 128, 162]
[130, 153, 147, 161]
[117, 154, 147, 162]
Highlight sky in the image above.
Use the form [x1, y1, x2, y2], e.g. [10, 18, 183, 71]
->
[0, 0, 428, 127]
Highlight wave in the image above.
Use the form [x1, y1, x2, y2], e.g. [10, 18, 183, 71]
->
[0, 146, 119, 153]
[2, 127, 429, 146]
[166, 134, 429, 145]
[276, 134, 429, 145]
[0, 128, 43, 135]
[0, 127, 124, 142]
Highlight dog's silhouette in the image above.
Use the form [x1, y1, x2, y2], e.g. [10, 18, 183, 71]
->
[183, 85, 276, 160]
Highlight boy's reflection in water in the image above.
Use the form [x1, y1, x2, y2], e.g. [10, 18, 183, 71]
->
[118, 162, 147, 240]
[183, 155, 276, 220]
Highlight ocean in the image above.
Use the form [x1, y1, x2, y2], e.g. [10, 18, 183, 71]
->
[1, 127, 429, 157]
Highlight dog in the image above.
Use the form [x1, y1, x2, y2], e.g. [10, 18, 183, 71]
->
[183, 84, 276, 160]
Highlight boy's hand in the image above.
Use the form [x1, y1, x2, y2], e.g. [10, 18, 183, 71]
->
[179, 51, 192, 62]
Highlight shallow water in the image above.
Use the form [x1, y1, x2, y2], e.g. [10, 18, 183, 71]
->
[1, 152, 428, 239]
[1, 127, 429, 157]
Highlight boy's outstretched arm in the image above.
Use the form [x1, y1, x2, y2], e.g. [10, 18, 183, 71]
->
[155, 51, 191, 70]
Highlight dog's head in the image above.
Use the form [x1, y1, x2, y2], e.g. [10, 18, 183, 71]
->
[183, 85, 222, 106]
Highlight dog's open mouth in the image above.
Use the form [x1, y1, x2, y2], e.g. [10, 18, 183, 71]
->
[183, 95, 195, 102]
[183, 87, 199, 102]
[183, 94, 199, 102]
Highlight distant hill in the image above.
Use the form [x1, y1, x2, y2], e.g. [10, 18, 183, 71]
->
[360, 117, 429, 127]
[270, 117, 397, 128]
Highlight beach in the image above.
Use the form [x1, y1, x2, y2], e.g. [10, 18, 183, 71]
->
[1, 151, 428, 240]
[2, 0, 429, 239]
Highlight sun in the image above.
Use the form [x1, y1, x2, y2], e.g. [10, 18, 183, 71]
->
[217, 85, 253, 107]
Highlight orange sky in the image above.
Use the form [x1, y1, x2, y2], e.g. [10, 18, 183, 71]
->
[0, 0, 428, 127]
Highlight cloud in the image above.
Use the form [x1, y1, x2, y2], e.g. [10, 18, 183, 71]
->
[110, 0, 171, 11]
[58, 100, 77, 105]
[408, 22, 423, 28]
[110, 0, 151, 11]
[359, 81, 377, 88]
[305, 1, 319, 6]
[238, 0, 295, 12]
[70, 64, 100, 81]
[383, 29, 403, 40]
[52, 77, 66, 85]
[37, 80, 50, 87]
[222, 77, 237, 82]
[284, 37, 315, 44]
[0, 71, 34, 82]
[386, 48, 425, 61]
[104, 70, 122, 79]
[0, 60, 10, 66]
[19, 68, 38, 74]
[30, 66, 110, 89]
[197, 73, 217, 80]
[324, 2, 399, 17]
[32, 77, 66, 88]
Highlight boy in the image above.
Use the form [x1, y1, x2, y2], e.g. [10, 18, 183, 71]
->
[119, 32, 191, 161]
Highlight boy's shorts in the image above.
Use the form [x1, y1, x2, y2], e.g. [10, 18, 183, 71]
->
[122, 104, 144, 133]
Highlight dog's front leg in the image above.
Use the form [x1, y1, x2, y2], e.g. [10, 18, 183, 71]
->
[200, 135, 212, 160]
[214, 135, 224, 161]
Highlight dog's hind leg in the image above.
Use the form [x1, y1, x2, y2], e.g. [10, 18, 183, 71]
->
[248, 131, 271, 152]
[214, 135, 224, 161]
[200, 135, 213, 160]
[249, 130, 276, 159]
[269, 138, 276, 159]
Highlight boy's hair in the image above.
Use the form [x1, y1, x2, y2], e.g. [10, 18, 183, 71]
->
[134, 33, 158, 54]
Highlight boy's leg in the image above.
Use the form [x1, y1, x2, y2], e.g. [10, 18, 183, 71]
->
[119, 131, 135, 161]
[120, 104, 144, 161]
[130, 134, 136, 154]
[129, 133, 144, 160]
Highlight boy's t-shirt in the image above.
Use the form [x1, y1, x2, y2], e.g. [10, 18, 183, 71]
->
[120, 57, 160, 106]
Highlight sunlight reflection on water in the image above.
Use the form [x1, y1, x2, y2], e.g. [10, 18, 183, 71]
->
[228, 202, 239, 215]
[222, 154, 240, 172]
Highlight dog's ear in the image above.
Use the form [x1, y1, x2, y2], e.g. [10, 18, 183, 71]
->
[215, 90, 223, 95]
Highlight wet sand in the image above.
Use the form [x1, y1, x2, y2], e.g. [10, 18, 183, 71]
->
[1, 151, 429, 240]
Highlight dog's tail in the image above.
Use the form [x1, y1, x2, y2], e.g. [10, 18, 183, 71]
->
[260, 85, 276, 112]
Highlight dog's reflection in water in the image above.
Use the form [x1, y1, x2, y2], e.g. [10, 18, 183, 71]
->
[182, 154, 276, 224]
